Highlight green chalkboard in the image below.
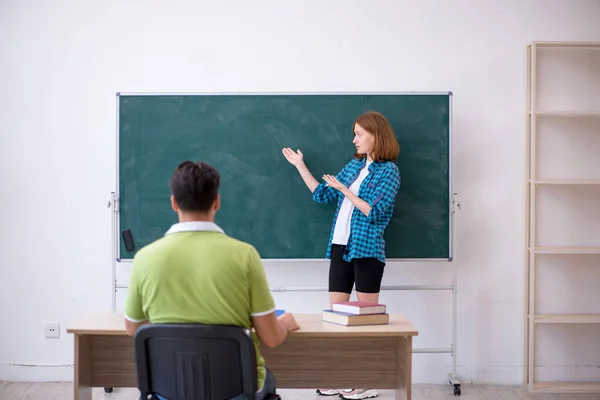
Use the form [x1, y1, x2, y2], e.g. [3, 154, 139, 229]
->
[117, 93, 452, 261]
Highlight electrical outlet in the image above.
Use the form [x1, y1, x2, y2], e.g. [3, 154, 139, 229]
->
[45, 322, 60, 338]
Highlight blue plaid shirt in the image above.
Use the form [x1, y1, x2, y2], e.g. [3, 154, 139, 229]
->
[312, 157, 401, 263]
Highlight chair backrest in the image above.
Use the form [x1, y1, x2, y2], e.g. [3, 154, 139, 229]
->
[134, 323, 258, 400]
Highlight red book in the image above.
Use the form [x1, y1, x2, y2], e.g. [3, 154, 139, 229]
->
[331, 301, 386, 315]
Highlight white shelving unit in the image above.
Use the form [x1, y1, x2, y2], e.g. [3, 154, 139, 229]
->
[526, 41, 600, 393]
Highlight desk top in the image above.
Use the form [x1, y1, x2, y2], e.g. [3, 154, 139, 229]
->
[67, 312, 418, 337]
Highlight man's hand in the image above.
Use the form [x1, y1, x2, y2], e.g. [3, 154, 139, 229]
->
[278, 312, 300, 331]
[124, 319, 149, 336]
[253, 311, 299, 348]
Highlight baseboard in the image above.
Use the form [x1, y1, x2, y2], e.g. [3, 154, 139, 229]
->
[0, 364, 73, 382]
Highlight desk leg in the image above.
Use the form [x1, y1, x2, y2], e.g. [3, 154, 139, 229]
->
[74, 334, 92, 400]
[395, 336, 412, 400]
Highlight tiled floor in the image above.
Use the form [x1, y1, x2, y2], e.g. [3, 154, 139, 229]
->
[1, 382, 600, 400]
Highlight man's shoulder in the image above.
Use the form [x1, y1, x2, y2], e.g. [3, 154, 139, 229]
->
[218, 234, 260, 257]
[162, 231, 256, 251]
[133, 232, 260, 266]
[133, 236, 168, 258]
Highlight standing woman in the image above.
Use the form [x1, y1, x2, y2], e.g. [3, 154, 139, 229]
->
[282, 111, 401, 400]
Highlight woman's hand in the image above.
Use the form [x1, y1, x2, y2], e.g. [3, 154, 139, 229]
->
[282, 147, 318, 192]
[324, 174, 371, 216]
[322, 174, 346, 191]
[282, 148, 304, 166]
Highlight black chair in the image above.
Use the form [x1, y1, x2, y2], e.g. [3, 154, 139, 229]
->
[133, 323, 279, 400]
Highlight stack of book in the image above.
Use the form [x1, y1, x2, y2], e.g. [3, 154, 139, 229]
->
[322, 301, 389, 326]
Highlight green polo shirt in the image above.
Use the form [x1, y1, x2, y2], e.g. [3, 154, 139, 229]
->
[124, 221, 276, 389]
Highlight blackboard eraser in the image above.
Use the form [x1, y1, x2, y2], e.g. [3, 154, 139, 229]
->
[122, 229, 135, 252]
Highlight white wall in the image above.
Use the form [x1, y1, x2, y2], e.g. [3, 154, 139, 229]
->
[1, 0, 599, 385]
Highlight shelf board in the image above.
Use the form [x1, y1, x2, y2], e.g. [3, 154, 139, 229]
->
[530, 111, 600, 117]
[530, 179, 600, 185]
[527, 41, 600, 50]
[532, 314, 600, 324]
[532, 246, 600, 254]
[532, 381, 600, 393]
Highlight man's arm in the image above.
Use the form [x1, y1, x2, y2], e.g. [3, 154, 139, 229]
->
[247, 247, 299, 347]
[123, 258, 149, 336]
[252, 312, 289, 348]
[125, 318, 149, 336]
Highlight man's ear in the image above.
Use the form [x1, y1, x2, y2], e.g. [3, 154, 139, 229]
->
[170, 195, 179, 212]
[213, 194, 221, 212]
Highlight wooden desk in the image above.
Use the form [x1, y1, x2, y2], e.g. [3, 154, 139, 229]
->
[67, 312, 418, 400]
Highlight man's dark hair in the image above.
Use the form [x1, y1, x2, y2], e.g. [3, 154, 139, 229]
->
[169, 161, 220, 212]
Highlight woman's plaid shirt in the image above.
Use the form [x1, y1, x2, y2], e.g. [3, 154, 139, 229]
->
[312, 157, 401, 263]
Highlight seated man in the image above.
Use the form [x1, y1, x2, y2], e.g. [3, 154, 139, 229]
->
[124, 160, 299, 398]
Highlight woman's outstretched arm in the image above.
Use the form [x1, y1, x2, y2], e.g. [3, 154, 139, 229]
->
[282, 148, 319, 192]
[296, 162, 320, 193]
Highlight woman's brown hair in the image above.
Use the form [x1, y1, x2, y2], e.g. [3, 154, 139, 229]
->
[353, 111, 400, 162]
